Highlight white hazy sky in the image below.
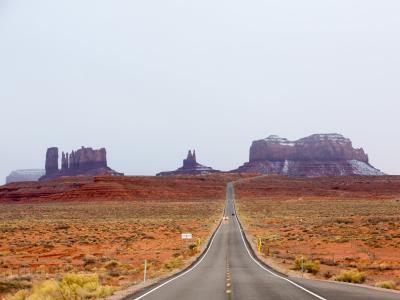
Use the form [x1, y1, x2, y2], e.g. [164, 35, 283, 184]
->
[1, 0, 399, 183]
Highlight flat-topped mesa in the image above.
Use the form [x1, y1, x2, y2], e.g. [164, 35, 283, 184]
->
[235, 133, 384, 176]
[40, 146, 123, 181]
[250, 133, 369, 163]
[6, 169, 45, 184]
[157, 150, 220, 176]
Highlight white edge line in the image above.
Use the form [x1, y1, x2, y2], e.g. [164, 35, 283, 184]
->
[233, 202, 328, 300]
[131, 213, 224, 300]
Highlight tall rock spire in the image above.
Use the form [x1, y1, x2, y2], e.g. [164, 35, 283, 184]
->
[157, 149, 220, 176]
[45, 147, 59, 176]
[61, 152, 68, 170]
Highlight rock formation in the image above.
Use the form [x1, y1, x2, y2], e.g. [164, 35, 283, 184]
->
[6, 169, 45, 184]
[157, 150, 220, 176]
[45, 147, 59, 176]
[40, 147, 123, 181]
[233, 134, 384, 176]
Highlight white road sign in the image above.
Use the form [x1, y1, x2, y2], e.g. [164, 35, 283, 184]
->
[181, 233, 193, 240]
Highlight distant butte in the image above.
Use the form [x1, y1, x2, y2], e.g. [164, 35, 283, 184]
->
[232, 133, 385, 176]
[40, 146, 123, 181]
[157, 150, 220, 176]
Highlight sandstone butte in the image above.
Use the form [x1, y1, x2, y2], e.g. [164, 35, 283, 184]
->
[157, 150, 220, 176]
[233, 133, 385, 176]
[40, 146, 123, 181]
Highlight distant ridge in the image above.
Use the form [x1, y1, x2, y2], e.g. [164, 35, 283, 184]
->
[6, 169, 45, 184]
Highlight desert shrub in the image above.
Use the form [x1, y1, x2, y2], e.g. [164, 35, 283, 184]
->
[6, 274, 113, 300]
[335, 218, 354, 224]
[188, 243, 199, 255]
[335, 236, 350, 243]
[163, 257, 183, 270]
[54, 225, 70, 230]
[0, 279, 32, 294]
[375, 281, 396, 290]
[28, 280, 61, 300]
[188, 243, 197, 251]
[304, 260, 320, 275]
[294, 256, 306, 270]
[99, 256, 111, 263]
[323, 271, 333, 279]
[104, 260, 120, 270]
[334, 269, 366, 284]
[60, 273, 113, 298]
[107, 270, 121, 278]
[82, 255, 96, 266]
[320, 258, 337, 266]
[5, 289, 30, 300]
[294, 256, 320, 274]
[378, 263, 392, 271]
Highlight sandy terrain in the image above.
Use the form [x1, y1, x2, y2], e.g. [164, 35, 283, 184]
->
[0, 175, 256, 298]
[235, 176, 400, 289]
[0, 200, 224, 299]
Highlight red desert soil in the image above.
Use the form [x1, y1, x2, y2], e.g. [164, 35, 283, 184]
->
[0, 174, 256, 298]
[0, 174, 255, 203]
[235, 175, 400, 289]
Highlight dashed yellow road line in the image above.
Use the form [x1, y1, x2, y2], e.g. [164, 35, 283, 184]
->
[226, 257, 232, 298]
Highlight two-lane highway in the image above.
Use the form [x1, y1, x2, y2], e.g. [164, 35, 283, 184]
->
[125, 183, 399, 300]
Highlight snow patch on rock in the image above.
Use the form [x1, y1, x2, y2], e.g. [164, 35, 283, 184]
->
[282, 160, 289, 174]
[348, 160, 385, 176]
[264, 135, 295, 147]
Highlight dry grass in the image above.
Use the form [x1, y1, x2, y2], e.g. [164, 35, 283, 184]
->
[334, 269, 366, 283]
[236, 197, 400, 286]
[375, 281, 397, 290]
[0, 200, 224, 298]
[5, 273, 113, 300]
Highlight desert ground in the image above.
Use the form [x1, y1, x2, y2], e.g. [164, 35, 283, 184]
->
[235, 176, 400, 289]
[1, 174, 400, 298]
[0, 174, 253, 299]
[0, 201, 224, 299]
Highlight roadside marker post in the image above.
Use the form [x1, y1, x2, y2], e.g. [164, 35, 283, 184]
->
[144, 260, 147, 283]
[257, 238, 262, 254]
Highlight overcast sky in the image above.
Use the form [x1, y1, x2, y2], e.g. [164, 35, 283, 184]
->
[1, 0, 399, 183]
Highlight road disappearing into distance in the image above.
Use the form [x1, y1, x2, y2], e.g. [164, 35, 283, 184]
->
[126, 183, 399, 300]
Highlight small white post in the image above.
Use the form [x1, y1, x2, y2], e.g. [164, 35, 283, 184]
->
[144, 259, 147, 283]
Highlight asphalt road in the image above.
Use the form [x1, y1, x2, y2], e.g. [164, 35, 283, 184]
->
[126, 183, 399, 300]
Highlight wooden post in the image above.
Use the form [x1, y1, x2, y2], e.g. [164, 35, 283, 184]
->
[144, 260, 147, 283]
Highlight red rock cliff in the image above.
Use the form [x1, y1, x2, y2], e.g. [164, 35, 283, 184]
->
[250, 134, 369, 162]
[235, 134, 383, 176]
[40, 147, 122, 181]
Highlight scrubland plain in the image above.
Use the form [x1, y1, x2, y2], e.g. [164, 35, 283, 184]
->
[235, 176, 400, 290]
[0, 175, 249, 299]
[2, 174, 400, 298]
[0, 201, 224, 299]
